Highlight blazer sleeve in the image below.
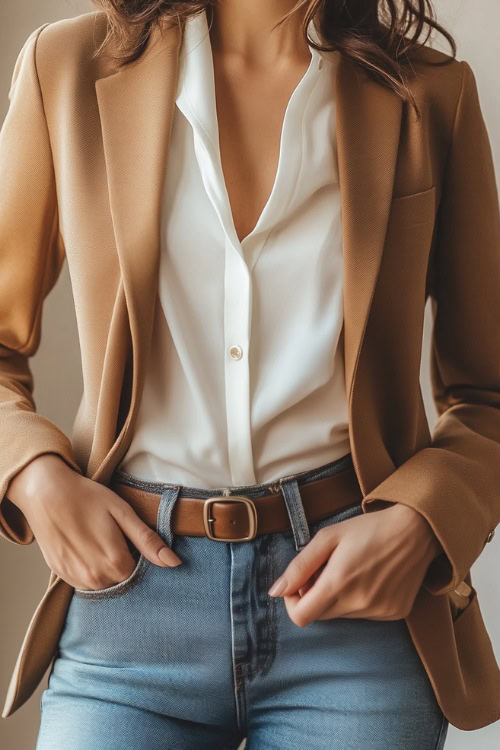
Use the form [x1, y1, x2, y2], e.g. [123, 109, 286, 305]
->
[0, 24, 83, 546]
[360, 60, 500, 596]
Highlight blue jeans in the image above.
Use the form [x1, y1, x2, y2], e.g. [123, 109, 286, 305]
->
[36, 453, 449, 749]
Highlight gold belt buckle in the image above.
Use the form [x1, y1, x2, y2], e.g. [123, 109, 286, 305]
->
[203, 496, 258, 541]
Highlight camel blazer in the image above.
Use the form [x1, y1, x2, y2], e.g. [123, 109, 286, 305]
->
[0, 11, 499, 729]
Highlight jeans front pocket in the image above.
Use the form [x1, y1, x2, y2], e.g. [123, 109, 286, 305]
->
[73, 542, 151, 600]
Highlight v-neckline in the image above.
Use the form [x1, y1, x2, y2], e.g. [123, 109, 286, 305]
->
[175, 9, 327, 265]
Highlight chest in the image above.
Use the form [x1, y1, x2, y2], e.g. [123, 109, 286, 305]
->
[212, 54, 313, 243]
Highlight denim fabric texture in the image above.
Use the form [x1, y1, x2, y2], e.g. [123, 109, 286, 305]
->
[35, 452, 449, 749]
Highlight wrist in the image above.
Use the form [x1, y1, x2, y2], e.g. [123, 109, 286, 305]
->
[7, 453, 76, 511]
[386, 501, 444, 561]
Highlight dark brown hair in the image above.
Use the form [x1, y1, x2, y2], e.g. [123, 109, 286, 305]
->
[90, 0, 456, 119]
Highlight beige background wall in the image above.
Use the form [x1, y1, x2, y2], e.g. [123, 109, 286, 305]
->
[0, 1, 499, 748]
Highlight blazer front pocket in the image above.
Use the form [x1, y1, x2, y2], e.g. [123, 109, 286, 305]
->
[389, 184, 437, 230]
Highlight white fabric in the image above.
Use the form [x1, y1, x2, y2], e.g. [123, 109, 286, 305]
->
[118, 10, 351, 487]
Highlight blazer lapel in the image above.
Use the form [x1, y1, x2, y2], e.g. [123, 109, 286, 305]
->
[335, 55, 403, 406]
[335, 55, 403, 492]
[94, 21, 182, 461]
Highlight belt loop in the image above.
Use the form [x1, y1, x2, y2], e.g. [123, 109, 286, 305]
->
[279, 477, 311, 552]
[156, 485, 182, 548]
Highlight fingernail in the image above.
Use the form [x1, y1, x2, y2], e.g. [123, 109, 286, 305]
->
[159, 547, 182, 566]
[268, 576, 287, 597]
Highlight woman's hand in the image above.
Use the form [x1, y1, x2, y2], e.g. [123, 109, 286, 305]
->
[6, 454, 182, 590]
[267, 503, 444, 626]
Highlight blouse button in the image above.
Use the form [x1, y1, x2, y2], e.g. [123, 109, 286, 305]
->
[229, 345, 243, 360]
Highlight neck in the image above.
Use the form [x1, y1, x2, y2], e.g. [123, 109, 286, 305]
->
[208, 1, 310, 70]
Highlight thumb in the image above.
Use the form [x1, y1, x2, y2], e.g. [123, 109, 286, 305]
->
[268, 530, 335, 597]
[110, 499, 182, 567]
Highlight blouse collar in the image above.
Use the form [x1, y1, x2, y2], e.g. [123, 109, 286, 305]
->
[176, 9, 329, 147]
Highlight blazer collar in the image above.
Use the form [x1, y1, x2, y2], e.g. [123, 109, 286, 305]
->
[94, 18, 403, 484]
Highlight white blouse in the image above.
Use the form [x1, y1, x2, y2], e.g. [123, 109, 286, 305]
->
[117, 10, 351, 488]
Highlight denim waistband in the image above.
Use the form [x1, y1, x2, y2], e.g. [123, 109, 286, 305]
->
[112, 451, 355, 501]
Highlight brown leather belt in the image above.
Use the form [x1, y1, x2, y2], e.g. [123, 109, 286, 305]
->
[109, 465, 363, 542]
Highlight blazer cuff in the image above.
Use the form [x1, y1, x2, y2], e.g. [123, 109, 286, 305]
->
[359, 447, 494, 596]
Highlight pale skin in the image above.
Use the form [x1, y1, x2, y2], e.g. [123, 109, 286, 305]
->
[6, 0, 444, 609]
